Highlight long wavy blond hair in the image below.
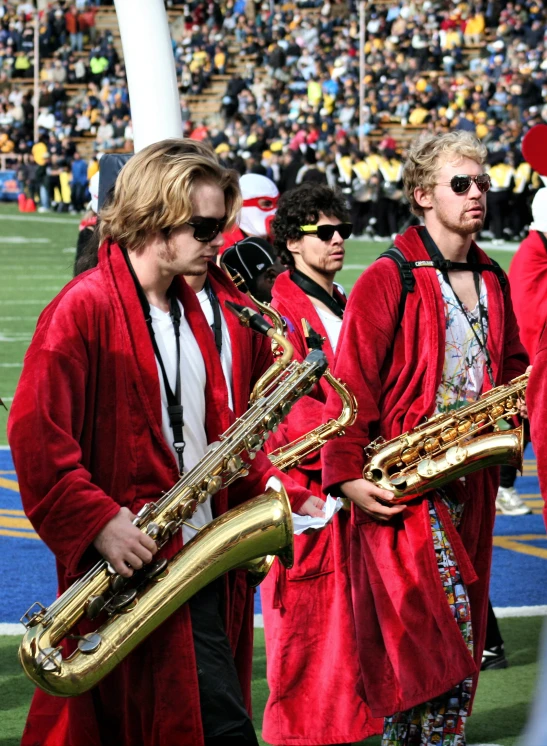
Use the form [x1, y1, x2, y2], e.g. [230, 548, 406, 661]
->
[403, 131, 488, 217]
[99, 138, 242, 252]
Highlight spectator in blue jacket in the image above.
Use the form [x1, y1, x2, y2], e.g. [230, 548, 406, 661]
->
[70, 150, 88, 212]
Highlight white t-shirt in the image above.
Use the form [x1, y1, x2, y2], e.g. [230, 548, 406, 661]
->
[150, 294, 233, 544]
[314, 305, 343, 353]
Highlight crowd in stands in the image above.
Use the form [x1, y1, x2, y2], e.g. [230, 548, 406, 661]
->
[0, 0, 545, 238]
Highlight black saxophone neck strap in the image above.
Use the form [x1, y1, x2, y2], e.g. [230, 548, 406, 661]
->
[291, 269, 346, 319]
[204, 277, 223, 356]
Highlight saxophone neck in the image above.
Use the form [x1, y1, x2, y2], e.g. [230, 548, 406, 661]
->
[323, 370, 358, 430]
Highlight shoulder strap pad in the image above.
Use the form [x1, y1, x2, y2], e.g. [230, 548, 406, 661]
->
[377, 246, 414, 325]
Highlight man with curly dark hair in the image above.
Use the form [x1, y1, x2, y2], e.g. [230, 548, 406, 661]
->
[261, 183, 383, 746]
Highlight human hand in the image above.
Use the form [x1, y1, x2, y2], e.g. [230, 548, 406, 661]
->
[340, 478, 407, 522]
[93, 507, 158, 578]
[297, 495, 326, 519]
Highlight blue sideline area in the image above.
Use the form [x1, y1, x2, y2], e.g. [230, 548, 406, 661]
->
[0, 446, 545, 623]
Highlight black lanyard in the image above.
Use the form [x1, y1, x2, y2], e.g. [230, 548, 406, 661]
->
[291, 269, 346, 319]
[420, 228, 495, 387]
[123, 250, 186, 475]
[204, 277, 222, 355]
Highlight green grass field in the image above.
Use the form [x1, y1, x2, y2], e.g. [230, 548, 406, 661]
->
[0, 617, 542, 746]
[0, 203, 533, 745]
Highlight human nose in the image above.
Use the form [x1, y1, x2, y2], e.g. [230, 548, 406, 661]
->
[468, 179, 484, 198]
[211, 230, 225, 249]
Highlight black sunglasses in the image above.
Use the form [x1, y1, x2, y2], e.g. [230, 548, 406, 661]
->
[299, 222, 353, 241]
[187, 215, 227, 242]
[437, 174, 491, 195]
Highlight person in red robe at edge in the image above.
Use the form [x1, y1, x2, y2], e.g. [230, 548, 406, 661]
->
[321, 131, 528, 745]
[492, 188, 547, 518]
[259, 182, 382, 746]
[8, 139, 325, 746]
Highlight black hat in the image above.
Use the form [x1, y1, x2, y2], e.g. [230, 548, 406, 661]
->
[223, 237, 275, 284]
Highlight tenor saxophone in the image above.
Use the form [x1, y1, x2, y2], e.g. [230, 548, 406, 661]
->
[19, 304, 328, 697]
[363, 372, 528, 502]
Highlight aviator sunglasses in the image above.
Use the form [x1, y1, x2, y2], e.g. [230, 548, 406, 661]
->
[299, 222, 353, 241]
[437, 173, 492, 195]
[186, 215, 228, 242]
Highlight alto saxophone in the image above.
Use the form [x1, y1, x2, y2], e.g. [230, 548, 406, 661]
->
[19, 303, 328, 697]
[364, 372, 528, 502]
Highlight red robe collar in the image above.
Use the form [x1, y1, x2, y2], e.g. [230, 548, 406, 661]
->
[98, 242, 247, 469]
[395, 225, 506, 399]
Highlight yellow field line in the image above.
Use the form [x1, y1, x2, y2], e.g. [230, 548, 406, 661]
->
[0, 470, 16, 475]
[493, 534, 547, 560]
[0, 528, 39, 540]
[0, 516, 33, 530]
[0, 477, 19, 492]
[0, 508, 25, 515]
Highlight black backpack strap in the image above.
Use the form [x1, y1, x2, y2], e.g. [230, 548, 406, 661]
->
[378, 246, 416, 326]
[378, 245, 508, 328]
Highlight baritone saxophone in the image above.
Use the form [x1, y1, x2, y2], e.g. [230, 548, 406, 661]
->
[363, 373, 528, 502]
[19, 303, 328, 697]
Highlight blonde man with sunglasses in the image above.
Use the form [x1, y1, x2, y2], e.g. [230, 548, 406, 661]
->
[8, 139, 324, 746]
[260, 183, 382, 746]
[321, 131, 528, 745]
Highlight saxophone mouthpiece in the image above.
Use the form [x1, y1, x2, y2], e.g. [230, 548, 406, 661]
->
[225, 301, 274, 337]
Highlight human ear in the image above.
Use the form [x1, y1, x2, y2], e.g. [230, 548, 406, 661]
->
[414, 186, 433, 210]
[286, 237, 302, 255]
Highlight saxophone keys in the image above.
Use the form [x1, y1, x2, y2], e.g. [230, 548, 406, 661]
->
[144, 558, 169, 580]
[416, 458, 438, 478]
[441, 427, 458, 443]
[423, 437, 440, 453]
[178, 499, 198, 518]
[244, 435, 261, 453]
[445, 446, 467, 466]
[85, 595, 106, 620]
[36, 646, 63, 673]
[205, 475, 223, 494]
[401, 447, 421, 464]
[227, 455, 243, 473]
[456, 420, 472, 435]
[109, 589, 138, 613]
[77, 632, 103, 655]
[490, 405, 505, 419]
[160, 521, 178, 539]
[146, 522, 161, 540]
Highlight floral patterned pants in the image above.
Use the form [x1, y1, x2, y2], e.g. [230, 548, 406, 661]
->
[381, 497, 474, 746]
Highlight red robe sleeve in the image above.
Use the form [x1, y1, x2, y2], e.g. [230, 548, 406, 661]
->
[509, 231, 547, 362]
[7, 294, 121, 574]
[527, 323, 547, 529]
[500, 268, 530, 384]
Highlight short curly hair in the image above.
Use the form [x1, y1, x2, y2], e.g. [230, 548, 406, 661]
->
[403, 131, 487, 217]
[272, 183, 350, 267]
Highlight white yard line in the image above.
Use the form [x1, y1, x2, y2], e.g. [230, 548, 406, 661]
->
[0, 214, 79, 224]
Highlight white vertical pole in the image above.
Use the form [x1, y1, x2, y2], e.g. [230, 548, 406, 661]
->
[33, 8, 39, 145]
[114, 0, 182, 152]
[359, 1, 365, 151]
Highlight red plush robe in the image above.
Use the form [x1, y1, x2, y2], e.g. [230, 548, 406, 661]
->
[322, 226, 528, 718]
[261, 271, 382, 745]
[527, 324, 547, 528]
[9, 242, 311, 746]
[508, 229, 547, 361]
